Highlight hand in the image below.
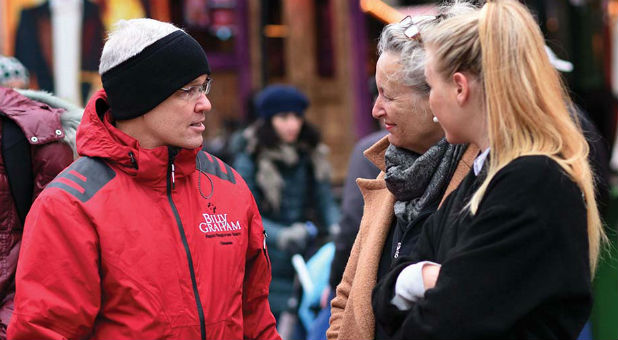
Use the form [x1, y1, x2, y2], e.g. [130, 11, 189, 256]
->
[277, 222, 309, 253]
[422, 263, 441, 289]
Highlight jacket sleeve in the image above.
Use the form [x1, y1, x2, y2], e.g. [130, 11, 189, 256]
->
[242, 195, 281, 340]
[372, 158, 592, 339]
[7, 191, 100, 339]
[326, 226, 362, 340]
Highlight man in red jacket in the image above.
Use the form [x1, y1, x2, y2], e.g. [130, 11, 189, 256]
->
[8, 18, 279, 340]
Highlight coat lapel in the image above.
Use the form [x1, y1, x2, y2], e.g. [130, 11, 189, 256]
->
[345, 136, 393, 339]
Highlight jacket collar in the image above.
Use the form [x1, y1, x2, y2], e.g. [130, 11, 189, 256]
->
[17, 88, 84, 155]
[363, 136, 390, 172]
[76, 89, 198, 185]
[0, 87, 65, 145]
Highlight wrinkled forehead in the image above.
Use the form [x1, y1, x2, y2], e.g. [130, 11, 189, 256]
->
[376, 53, 404, 83]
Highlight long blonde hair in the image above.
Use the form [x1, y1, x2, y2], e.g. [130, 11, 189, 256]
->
[423, 0, 604, 274]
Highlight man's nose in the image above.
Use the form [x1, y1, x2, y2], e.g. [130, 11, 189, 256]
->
[196, 94, 212, 112]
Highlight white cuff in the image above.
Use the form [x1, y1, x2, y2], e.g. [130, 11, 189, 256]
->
[390, 261, 441, 311]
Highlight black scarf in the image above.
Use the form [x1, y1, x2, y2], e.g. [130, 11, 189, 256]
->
[384, 139, 464, 226]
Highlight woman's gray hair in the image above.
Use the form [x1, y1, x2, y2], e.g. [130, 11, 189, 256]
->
[377, 1, 477, 95]
[99, 18, 183, 74]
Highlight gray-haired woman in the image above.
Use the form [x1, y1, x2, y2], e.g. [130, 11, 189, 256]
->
[326, 3, 477, 340]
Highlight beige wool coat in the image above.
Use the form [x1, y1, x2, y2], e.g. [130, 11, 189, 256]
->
[326, 137, 478, 340]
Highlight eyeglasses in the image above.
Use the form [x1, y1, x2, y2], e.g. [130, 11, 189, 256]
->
[400, 15, 438, 41]
[178, 77, 213, 100]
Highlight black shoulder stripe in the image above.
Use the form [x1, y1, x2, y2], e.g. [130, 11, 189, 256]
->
[47, 157, 116, 203]
[196, 151, 236, 184]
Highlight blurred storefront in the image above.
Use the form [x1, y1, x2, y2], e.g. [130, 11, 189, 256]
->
[0, 0, 385, 183]
[0, 0, 168, 103]
[1, 0, 617, 184]
[526, 0, 616, 147]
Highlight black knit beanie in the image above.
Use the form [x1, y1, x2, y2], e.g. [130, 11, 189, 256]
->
[101, 30, 211, 121]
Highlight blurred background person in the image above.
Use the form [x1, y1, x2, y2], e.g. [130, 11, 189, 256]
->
[232, 84, 340, 321]
[0, 55, 29, 89]
[14, 0, 104, 105]
[0, 55, 81, 339]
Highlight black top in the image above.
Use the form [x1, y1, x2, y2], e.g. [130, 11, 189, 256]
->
[372, 155, 592, 339]
[374, 214, 430, 340]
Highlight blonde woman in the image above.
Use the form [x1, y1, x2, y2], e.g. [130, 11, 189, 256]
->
[372, 1, 605, 339]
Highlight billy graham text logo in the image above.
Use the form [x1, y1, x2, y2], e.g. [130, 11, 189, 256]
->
[199, 213, 242, 234]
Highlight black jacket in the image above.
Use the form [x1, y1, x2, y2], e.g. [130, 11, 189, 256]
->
[372, 155, 592, 339]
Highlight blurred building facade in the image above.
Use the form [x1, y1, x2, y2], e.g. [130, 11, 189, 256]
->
[1, 0, 385, 183]
[0, 0, 616, 183]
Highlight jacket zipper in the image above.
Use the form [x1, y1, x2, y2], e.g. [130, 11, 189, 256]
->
[263, 230, 271, 270]
[167, 147, 206, 340]
[394, 242, 402, 259]
[171, 163, 176, 190]
[393, 210, 433, 259]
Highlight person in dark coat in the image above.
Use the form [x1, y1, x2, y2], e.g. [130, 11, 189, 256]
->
[232, 84, 340, 319]
[372, 1, 605, 339]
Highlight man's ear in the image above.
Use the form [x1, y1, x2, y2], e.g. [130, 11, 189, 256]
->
[452, 72, 469, 106]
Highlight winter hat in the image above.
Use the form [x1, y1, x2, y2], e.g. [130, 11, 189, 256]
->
[255, 84, 309, 120]
[0, 55, 29, 88]
[100, 19, 210, 121]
